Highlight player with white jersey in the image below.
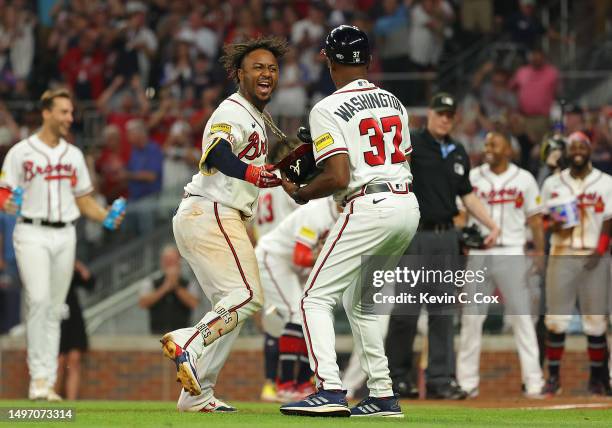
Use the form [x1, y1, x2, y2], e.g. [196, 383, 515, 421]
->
[540, 132, 612, 396]
[159, 38, 288, 413]
[0, 88, 123, 401]
[254, 155, 299, 402]
[256, 197, 341, 401]
[255, 186, 298, 238]
[279, 26, 420, 418]
[456, 131, 546, 398]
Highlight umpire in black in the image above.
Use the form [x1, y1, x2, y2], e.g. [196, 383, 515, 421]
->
[385, 93, 499, 399]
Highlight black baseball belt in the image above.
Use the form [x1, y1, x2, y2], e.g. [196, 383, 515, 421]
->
[19, 217, 74, 228]
[343, 182, 412, 206]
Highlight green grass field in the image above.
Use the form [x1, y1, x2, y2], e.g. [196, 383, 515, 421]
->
[0, 400, 611, 427]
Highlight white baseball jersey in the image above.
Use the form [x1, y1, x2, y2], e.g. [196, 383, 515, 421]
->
[256, 197, 339, 260]
[309, 79, 413, 202]
[254, 186, 298, 238]
[0, 135, 93, 222]
[541, 167, 612, 250]
[469, 163, 542, 247]
[186, 92, 269, 218]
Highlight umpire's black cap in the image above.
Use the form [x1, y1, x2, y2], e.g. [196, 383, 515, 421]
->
[429, 92, 457, 113]
[324, 25, 370, 65]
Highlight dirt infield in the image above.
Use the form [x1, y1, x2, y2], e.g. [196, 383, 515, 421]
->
[401, 396, 612, 409]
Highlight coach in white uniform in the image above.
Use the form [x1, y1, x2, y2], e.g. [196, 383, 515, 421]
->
[159, 38, 288, 412]
[279, 26, 419, 418]
[456, 131, 546, 398]
[0, 88, 123, 401]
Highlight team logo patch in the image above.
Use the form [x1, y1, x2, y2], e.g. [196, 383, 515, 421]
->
[298, 226, 316, 241]
[536, 195, 542, 205]
[314, 133, 334, 152]
[290, 159, 301, 176]
[454, 162, 465, 176]
[210, 123, 232, 134]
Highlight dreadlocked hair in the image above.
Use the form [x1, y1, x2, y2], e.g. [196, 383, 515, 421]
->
[220, 36, 289, 83]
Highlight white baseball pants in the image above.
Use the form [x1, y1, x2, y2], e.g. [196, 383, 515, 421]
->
[457, 248, 544, 394]
[301, 192, 419, 397]
[172, 197, 263, 351]
[13, 222, 76, 386]
[256, 248, 304, 326]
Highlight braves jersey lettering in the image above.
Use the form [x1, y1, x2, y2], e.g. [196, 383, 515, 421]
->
[186, 92, 269, 218]
[541, 168, 612, 250]
[469, 163, 542, 247]
[309, 79, 413, 202]
[473, 187, 525, 208]
[238, 131, 267, 160]
[0, 135, 93, 222]
[333, 92, 404, 122]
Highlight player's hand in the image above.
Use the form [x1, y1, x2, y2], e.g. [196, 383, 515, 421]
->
[2, 197, 18, 215]
[245, 164, 282, 188]
[583, 251, 601, 270]
[483, 226, 500, 248]
[112, 210, 125, 230]
[280, 171, 299, 194]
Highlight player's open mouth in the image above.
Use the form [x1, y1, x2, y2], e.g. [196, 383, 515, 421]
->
[257, 81, 272, 96]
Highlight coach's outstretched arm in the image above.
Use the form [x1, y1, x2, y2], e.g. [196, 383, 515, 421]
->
[461, 191, 500, 247]
[281, 153, 350, 204]
[76, 194, 124, 229]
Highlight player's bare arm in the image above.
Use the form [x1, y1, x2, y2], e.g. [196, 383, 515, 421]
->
[461, 191, 500, 247]
[76, 193, 124, 228]
[282, 153, 349, 204]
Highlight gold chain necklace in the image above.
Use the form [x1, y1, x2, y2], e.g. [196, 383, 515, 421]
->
[237, 90, 291, 146]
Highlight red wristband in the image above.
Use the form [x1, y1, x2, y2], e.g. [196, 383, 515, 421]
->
[596, 233, 610, 255]
[244, 164, 260, 185]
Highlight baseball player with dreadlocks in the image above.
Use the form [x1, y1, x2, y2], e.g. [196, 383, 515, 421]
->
[159, 37, 289, 412]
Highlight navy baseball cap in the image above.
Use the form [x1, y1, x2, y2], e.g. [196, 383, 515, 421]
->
[430, 93, 456, 113]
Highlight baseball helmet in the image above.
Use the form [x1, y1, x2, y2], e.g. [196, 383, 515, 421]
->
[324, 25, 370, 65]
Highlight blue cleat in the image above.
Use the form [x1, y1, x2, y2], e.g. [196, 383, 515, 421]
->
[280, 390, 350, 417]
[350, 395, 404, 418]
[161, 335, 202, 396]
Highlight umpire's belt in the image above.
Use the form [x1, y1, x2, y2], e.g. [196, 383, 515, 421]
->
[343, 182, 411, 206]
[19, 217, 74, 228]
[418, 220, 454, 232]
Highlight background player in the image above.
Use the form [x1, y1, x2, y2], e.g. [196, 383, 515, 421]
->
[254, 142, 299, 402]
[456, 131, 546, 398]
[0, 88, 124, 401]
[159, 37, 287, 412]
[256, 197, 341, 402]
[279, 25, 420, 418]
[541, 131, 612, 396]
